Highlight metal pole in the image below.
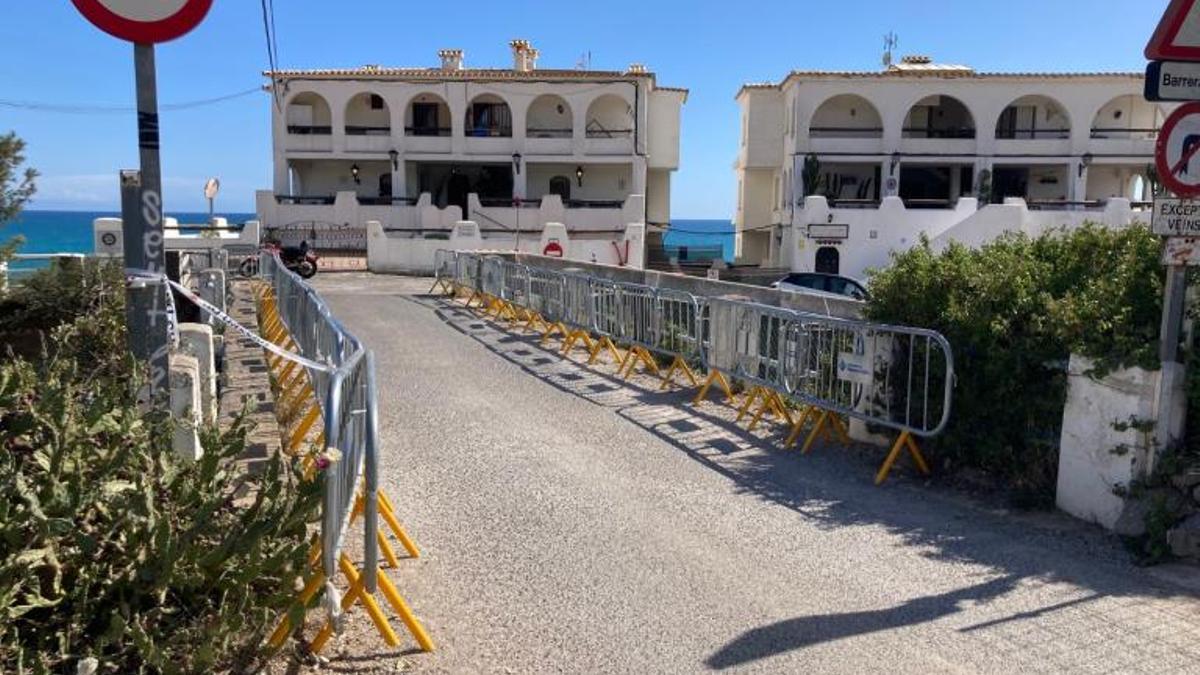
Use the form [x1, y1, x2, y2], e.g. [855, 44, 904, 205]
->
[121, 42, 171, 404]
[1160, 264, 1188, 363]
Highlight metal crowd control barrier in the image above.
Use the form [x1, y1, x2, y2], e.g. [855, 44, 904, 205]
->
[429, 249, 456, 295]
[443, 251, 954, 485]
[258, 253, 434, 653]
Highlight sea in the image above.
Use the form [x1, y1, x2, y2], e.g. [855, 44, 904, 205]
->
[2, 210, 735, 262]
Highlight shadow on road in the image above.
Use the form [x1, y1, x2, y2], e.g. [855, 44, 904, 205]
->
[705, 575, 1022, 669]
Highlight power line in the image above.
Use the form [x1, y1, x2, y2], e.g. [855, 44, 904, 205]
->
[0, 87, 263, 114]
[261, 0, 282, 112]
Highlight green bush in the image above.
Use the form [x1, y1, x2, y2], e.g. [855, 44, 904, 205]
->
[864, 224, 1163, 505]
[0, 269, 321, 674]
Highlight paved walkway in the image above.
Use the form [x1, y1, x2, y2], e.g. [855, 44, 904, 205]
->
[313, 273, 1200, 674]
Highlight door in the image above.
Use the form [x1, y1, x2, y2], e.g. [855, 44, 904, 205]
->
[378, 173, 392, 199]
[412, 103, 439, 135]
[993, 167, 1029, 202]
[448, 170, 470, 217]
[815, 247, 840, 275]
[549, 175, 571, 202]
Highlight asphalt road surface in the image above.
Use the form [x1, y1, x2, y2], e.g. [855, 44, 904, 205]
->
[313, 273, 1200, 674]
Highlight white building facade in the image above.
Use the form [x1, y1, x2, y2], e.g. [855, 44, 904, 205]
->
[734, 56, 1168, 279]
[257, 40, 685, 269]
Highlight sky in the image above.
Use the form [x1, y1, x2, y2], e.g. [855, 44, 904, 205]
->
[0, 0, 1171, 219]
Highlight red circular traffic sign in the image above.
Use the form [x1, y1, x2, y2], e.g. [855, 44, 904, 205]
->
[72, 0, 212, 44]
[543, 241, 564, 257]
[1156, 102, 1200, 198]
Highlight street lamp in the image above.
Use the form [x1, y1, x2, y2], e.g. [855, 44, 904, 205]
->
[575, 165, 584, 187]
[388, 149, 399, 170]
[512, 152, 522, 175]
[1078, 152, 1093, 178]
[350, 163, 361, 184]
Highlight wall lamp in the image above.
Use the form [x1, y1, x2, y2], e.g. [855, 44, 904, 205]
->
[1078, 153, 1093, 178]
[512, 152, 522, 175]
[350, 163, 361, 184]
[890, 151, 901, 175]
[388, 149, 399, 171]
[575, 165, 584, 187]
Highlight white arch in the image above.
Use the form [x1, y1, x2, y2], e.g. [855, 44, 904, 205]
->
[1090, 95, 1166, 139]
[994, 94, 1071, 140]
[403, 91, 451, 136]
[901, 94, 976, 139]
[284, 91, 332, 132]
[585, 94, 634, 138]
[344, 91, 391, 135]
[527, 94, 573, 138]
[466, 93, 513, 137]
[807, 94, 884, 139]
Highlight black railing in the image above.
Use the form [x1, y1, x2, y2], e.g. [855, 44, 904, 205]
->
[1090, 127, 1160, 139]
[287, 125, 332, 135]
[901, 127, 976, 139]
[476, 197, 544, 208]
[527, 127, 574, 138]
[565, 199, 625, 209]
[585, 128, 633, 139]
[1026, 199, 1106, 211]
[405, 126, 452, 137]
[809, 127, 884, 138]
[829, 198, 881, 209]
[276, 194, 335, 205]
[345, 125, 391, 136]
[467, 125, 512, 137]
[358, 196, 419, 206]
[996, 128, 1070, 140]
[901, 198, 955, 209]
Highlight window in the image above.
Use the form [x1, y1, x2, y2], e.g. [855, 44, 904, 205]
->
[469, 102, 512, 137]
[370, 94, 384, 110]
[412, 103, 440, 136]
[549, 176, 571, 201]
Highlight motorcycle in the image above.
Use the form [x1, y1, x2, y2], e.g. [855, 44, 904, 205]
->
[239, 241, 319, 279]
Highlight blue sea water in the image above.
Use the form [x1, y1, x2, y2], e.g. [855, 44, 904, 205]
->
[663, 219, 735, 262]
[2, 210, 256, 255]
[4, 210, 734, 262]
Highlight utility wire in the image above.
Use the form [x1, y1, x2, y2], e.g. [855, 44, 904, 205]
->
[0, 87, 263, 114]
[261, 0, 282, 112]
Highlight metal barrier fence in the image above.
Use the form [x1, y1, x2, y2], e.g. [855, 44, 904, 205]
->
[259, 253, 433, 652]
[436, 249, 954, 484]
[261, 253, 377, 591]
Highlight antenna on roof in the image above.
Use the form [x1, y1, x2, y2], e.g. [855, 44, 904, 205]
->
[576, 50, 591, 70]
[883, 32, 898, 68]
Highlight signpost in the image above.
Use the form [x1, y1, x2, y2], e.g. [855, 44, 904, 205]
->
[204, 177, 220, 223]
[71, 0, 213, 403]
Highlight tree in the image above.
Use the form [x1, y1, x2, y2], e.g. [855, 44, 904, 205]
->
[1, 132, 38, 224]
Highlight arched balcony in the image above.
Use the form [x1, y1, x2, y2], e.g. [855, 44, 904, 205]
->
[285, 92, 332, 151]
[345, 92, 391, 152]
[586, 94, 634, 153]
[902, 95, 976, 139]
[1090, 95, 1164, 140]
[809, 94, 884, 138]
[995, 95, 1071, 140]
[466, 93, 512, 137]
[527, 94, 573, 154]
[405, 92, 451, 153]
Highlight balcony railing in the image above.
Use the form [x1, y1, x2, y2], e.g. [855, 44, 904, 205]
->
[901, 197, 955, 209]
[585, 128, 633, 139]
[901, 127, 976, 139]
[1026, 199, 1106, 211]
[527, 127, 573, 138]
[358, 196, 419, 206]
[829, 198, 882, 209]
[276, 194, 335, 205]
[345, 125, 391, 136]
[565, 199, 626, 209]
[809, 127, 884, 138]
[996, 128, 1070, 140]
[287, 125, 332, 135]
[1090, 127, 1160, 140]
[405, 126, 451, 137]
[478, 197, 543, 207]
[467, 125, 512, 137]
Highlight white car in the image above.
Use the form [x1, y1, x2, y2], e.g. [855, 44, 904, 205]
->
[771, 272, 869, 301]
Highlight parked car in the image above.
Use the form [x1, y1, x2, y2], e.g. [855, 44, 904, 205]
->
[771, 272, 870, 301]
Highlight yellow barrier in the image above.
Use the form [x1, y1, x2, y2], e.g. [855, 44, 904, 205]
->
[253, 282, 433, 655]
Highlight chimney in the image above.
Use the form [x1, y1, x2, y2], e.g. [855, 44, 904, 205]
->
[627, 63, 647, 74]
[438, 49, 463, 71]
[510, 39, 535, 72]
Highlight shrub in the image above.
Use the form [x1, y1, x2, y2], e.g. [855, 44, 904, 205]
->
[0, 268, 321, 674]
[864, 223, 1163, 505]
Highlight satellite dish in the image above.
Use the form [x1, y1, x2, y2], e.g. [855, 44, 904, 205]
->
[204, 177, 220, 200]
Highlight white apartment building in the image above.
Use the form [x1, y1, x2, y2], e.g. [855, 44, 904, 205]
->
[256, 40, 685, 268]
[734, 56, 1168, 280]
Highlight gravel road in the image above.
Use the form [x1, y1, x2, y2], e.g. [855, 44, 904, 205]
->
[307, 273, 1200, 674]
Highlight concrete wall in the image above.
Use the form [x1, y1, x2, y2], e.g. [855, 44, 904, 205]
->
[93, 218, 261, 256]
[1056, 355, 1185, 531]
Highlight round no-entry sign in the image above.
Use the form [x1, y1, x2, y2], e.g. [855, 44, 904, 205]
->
[543, 240, 564, 257]
[72, 0, 213, 44]
[1156, 102, 1200, 198]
